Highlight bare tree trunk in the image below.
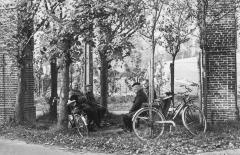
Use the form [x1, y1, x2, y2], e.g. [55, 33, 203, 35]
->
[100, 53, 108, 109]
[149, 45, 155, 105]
[170, 56, 176, 107]
[85, 43, 94, 89]
[198, 0, 207, 117]
[49, 57, 58, 121]
[15, 0, 35, 124]
[198, 52, 202, 110]
[58, 52, 70, 129]
[88, 45, 93, 88]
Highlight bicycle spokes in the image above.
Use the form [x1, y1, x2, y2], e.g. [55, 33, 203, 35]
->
[132, 108, 165, 141]
[182, 106, 206, 135]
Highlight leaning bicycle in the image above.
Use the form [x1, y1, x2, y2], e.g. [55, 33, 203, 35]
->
[67, 100, 89, 137]
[132, 92, 207, 141]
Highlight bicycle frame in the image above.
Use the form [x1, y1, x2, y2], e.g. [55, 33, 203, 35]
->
[166, 95, 189, 120]
[153, 95, 189, 128]
[132, 92, 206, 141]
[67, 100, 88, 126]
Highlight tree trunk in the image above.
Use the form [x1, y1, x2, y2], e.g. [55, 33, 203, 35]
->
[100, 53, 109, 109]
[88, 45, 93, 88]
[58, 52, 70, 129]
[15, 67, 25, 124]
[84, 43, 94, 89]
[170, 56, 176, 106]
[198, 52, 202, 110]
[198, 0, 207, 116]
[149, 45, 155, 104]
[49, 57, 58, 121]
[15, 0, 35, 124]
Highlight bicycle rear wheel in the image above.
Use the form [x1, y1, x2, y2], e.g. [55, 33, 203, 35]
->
[132, 107, 165, 142]
[182, 105, 206, 136]
[74, 114, 89, 137]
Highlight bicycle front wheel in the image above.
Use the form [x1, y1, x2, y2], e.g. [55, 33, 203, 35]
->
[182, 105, 207, 136]
[132, 107, 165, 142]
[74, 114, 89, 137]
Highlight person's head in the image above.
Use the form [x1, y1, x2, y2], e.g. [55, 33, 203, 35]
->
[132, 82, 142, 93]
[85, 84, 93, 92]
[72, 81, 78, 90]
[142, 79, 149, 88]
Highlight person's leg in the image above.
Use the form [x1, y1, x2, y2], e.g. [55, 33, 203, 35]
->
[82, 105, 98, 131]
[122, 114, 133, 131]
[97, 106, 106, 125]
[92, 109, 101, 128]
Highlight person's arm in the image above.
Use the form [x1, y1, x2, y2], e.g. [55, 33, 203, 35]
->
[129, 95, 143, 113]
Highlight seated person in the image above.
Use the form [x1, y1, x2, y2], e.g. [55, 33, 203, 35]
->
[122, 82, 148, 132]
[68, 83, 99, 131]
[68, 81, 84, 115]
[142, 79, 157, 100]
[84, 84, 106, 127]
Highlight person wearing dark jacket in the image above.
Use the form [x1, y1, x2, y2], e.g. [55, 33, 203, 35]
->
[142, 79, 157, 100]
[122, 82, 148, 132]
[84, 84, 106, 128]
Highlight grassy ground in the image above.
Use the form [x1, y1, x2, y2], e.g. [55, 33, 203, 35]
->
[108, 102, 131, 112]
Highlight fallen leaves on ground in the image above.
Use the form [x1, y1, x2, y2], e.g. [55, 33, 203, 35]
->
[1, 119, 240, 154]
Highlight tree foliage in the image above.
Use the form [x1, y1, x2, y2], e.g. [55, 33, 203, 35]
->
[91, 0, 145, 108]
[161, 0, 196, 59]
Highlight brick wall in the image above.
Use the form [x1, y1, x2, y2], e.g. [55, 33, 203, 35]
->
[204, 0, 238, 123]
[0, 2, 35, 123]
[0, 54, 18, 121]
[0, 3, 18, 122]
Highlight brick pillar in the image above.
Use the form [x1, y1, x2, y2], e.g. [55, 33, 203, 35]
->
[20, 0, 36, 124]
[204, 1, 238, 123]
[0, 3, 18, 122]
[0, 2, 36, 123]
[23, 43, 36, 124]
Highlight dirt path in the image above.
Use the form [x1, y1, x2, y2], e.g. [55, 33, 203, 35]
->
[0, 138, 110, 155]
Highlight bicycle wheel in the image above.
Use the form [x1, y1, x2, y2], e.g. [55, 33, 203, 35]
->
[74, 114, 89, 137]
[132, 107, 165, 142]
[182, 105, 207, 136]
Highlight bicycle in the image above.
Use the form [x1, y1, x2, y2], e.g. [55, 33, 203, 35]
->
[132, 92, 207, 142]
[67, 100, 89, 137]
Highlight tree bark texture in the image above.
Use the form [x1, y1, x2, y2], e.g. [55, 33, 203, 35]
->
[198, 0, 207, 116]
[170, 58, 175, 107]
[49, 57, 58, 121]
[57, 34, 72, 129]
[100, 53, 109, 109]
[15, 0, 35, 124]
[58, 52, 70, 129]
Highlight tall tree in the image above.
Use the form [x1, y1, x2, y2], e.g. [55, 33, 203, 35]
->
[92, 0, 145, 109]
[139, 0, 166, 104]
[14, 0, 41, 124]
[161, 0, 195, 104]
[43, 0, 89, 129]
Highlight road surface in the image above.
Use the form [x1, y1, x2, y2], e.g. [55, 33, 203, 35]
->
[0, 138, 108, 155]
